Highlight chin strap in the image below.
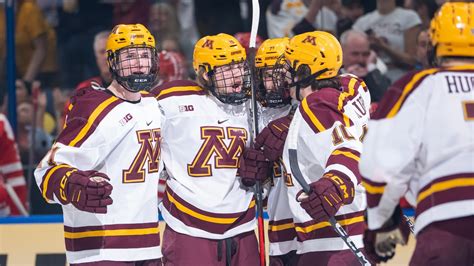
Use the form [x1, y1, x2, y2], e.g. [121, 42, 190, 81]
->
[290, 68, 329, 101]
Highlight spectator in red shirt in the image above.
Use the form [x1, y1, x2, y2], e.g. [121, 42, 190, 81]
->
[0, 112, 28, 216]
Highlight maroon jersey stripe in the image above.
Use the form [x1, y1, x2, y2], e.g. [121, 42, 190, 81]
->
[294, 211, 365, 241]
[373, 68, 438, 120]
[416, 173, 474, 217]
[64, 222, 159, 233]
[58, 89, 122, 147]
[299, 88, 352, 134]
[162, 187, 255, 234]
[65, 232, 160, 252]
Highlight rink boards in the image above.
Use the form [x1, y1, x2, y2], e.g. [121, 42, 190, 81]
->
[0, 215, 415, 266]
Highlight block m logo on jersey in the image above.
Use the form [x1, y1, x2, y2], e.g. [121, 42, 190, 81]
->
[123, 128, 161, 183]
[188, 127, 247, 177]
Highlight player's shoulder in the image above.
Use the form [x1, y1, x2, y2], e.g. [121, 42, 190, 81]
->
[67, 87, 121, 121]
[339, 73, 367, 92]
[299, 88, 352, 134]
[151, 80, 206, 101]
[75, 76, 104, 91]
[59, 88, 123, 147]
[372, 68, 439, 119]
[138, 90, 157, 100]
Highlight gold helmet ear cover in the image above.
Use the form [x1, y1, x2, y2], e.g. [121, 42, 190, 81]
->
[430, 2, 474, 58]
[106, 24, 159, 92]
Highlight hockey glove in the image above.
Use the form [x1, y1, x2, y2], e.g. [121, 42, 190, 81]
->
[297, 172, 354, 223]
[55, 170, 113, 213]
[239, 148, 270, 187]
[363, 205, 410, 263]
[255, 115, 292, 161]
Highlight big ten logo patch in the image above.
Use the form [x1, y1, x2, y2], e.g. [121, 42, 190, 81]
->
[119, 113, 133, 126]
[179, 105, 194, 112]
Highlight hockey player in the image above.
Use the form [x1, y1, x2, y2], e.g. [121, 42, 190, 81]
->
[152, 33, 262, 265]
[246, 31, 371, 265]
[360, 3, 474, 265]
[253, 37, 299, 266]
[35, 24, 163, 265]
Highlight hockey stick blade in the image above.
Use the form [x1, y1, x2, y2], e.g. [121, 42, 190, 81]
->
[288, 149, 371, 266]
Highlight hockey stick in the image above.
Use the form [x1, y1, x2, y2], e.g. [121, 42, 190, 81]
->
[286, 118, 370, 266]
[404, 213, 415, 234]
[247, 0, 266, 265]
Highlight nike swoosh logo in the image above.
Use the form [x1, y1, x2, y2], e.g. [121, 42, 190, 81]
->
[218, 119, 229, 124]
[146, 120, 153, 126]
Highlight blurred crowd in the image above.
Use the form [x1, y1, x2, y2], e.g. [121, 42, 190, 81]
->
[0, 0, 467, 215]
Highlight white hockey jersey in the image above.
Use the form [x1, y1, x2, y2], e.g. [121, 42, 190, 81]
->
[359, 66, 474, 235]
[257, 103, 299, 256]
[154, 80, 256, 239]
[281, 75, 371, 254]
[35, 88, 163, 263]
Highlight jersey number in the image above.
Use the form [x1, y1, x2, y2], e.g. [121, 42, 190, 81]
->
[463, 101, 474, 121]
[331, 124, 367, 145]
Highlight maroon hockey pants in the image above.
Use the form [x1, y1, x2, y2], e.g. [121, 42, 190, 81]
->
[410, 216, 474, 266]
[162, 226, 260, 266]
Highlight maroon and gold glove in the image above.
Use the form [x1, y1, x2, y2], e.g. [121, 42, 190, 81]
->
[239, 148, 270, 187]
[54, 170, 113, 213]
[297, 172, 354, 223]
[255, 115, 292, 161]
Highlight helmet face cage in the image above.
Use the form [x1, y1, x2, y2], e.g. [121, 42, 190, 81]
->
[258, 67, 291, 108]
[209, 60, 251, 105]
[109, 45, 159, 92]
[272, 55, 296, 94]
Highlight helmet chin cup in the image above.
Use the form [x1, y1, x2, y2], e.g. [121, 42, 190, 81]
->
[117, 73, 157, 92]
[210, 87, 249, 105]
